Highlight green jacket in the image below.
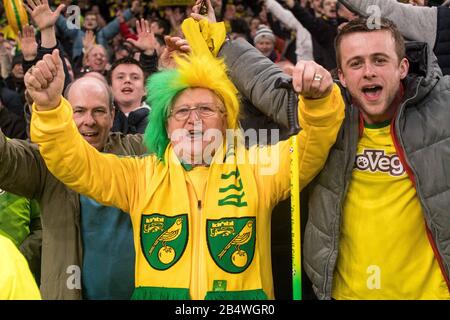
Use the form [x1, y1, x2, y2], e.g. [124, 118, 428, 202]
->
[0, 191, 41, 282]
[0, 130, 146, 299]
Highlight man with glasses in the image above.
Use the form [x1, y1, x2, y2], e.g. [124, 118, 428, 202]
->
[26, 18, 345, 298]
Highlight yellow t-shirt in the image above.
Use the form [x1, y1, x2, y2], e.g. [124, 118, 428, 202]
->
[332, 123, 449, 300]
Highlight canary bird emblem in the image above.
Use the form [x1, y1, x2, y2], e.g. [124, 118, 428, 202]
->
[207, 217, 256, 273]
[141, 214, 188, 270]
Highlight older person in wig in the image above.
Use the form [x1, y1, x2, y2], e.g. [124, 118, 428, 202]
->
[26, 16, 344, 299]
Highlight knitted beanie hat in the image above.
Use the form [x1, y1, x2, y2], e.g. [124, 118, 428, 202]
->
[253, 24, 275, 44]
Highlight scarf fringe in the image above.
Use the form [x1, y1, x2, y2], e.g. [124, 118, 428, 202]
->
[131, 287, 190, 300]
[131, 287, 267, 300]
[205, 289, 268, 300]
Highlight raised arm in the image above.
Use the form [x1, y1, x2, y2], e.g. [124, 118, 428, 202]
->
[265, 0, 313, 61]
[96, 1, 141, 45]
[338, 0, 437, 49]
[24, 0, 71, 90]
[219, 39, 292, 129]
[25, 50, 147, 214]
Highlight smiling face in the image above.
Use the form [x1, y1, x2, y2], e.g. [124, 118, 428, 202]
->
[67, 78, 114, 151]
[111, 63, 146, 112]
[254, 37, 274, 57]
[338, 30, 409, 124]
[85, 45, 107, 73]
[166, 88, 227, 165]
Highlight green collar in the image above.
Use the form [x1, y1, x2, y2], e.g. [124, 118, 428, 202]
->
[181, 162, 194, 172]
[364, 120, 391, 129]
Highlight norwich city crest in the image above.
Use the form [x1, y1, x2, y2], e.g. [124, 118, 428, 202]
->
[207, 217, 256, 273]
[141, 214, 188, 270]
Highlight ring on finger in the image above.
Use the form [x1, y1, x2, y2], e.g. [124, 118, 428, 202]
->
[313, 74, 323, 82]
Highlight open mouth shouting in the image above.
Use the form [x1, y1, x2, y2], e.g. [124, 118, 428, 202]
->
[362, 84, 383, 102]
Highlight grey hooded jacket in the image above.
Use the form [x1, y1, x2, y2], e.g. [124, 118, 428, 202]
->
[220, 38, 450, 299]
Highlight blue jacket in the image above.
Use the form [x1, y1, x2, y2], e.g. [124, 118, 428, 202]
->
[56, 9, 134, 59]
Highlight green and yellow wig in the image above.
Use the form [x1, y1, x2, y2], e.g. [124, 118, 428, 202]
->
[143, 53, 240, 160]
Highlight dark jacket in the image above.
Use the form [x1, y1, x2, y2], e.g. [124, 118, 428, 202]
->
[289, 2, 338, 70]
[112, 107, 150, 134]
[0, 131, 146, 299]
[0, 103, 27, 139]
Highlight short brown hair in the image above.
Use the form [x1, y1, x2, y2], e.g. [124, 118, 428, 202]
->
[335, 17, 406, 69]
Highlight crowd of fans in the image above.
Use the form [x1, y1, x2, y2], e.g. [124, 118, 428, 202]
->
[1, 0, 450, 300]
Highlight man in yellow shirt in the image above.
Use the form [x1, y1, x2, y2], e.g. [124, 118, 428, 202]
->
[299, 17, 450, 299]
[25, 18, 344, 299]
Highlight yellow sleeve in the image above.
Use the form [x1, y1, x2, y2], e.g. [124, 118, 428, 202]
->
[255, 84, 345, 206]
[30, 97, 151, 214]
[296, 83, 345, 188]
[0, 235, 41, 300]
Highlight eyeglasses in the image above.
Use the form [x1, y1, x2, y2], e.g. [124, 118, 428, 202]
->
[170, 104, 225, 121]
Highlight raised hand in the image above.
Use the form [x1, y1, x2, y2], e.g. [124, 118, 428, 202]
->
[116, 10, 125, 24]
[191, 0, 216, 23]
[292, 60, 333, 99]
[126, 19, 157, 55]
[83, 30, 96, 51]
[24, 0, 65, 31]
[24, 50, 65, 110]
[18, 25, 38, 61]
[159, 36, 191, 69]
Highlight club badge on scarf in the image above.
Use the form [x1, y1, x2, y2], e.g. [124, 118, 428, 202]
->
[207, 217, 256, 273]
[141, 213, 188, 270]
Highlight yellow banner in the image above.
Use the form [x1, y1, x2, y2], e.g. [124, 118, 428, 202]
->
[156, 0, 195, 6]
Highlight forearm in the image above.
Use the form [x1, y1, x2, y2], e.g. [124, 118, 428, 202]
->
[266, 0, 301, 31]
[0, 53, 12, 79]
[40, 26, 57, 49]
[219, 39, 291, 128]
[338, 0, 437, 46]
[296, 26, 314, 61]
[265, 0, 314, 61]
[140, 52, 158, 77]
[30, 98, 138, 213]
[98, 9, 134, 43]
[296, 84, 345, 189]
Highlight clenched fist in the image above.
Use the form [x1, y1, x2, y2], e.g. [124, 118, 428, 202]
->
[24, 49, 65, 110]
[292, 60, 333, 100]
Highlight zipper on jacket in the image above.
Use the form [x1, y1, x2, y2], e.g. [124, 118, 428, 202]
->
[323, 105, 360, 299]
[191, 199, 202, 300]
